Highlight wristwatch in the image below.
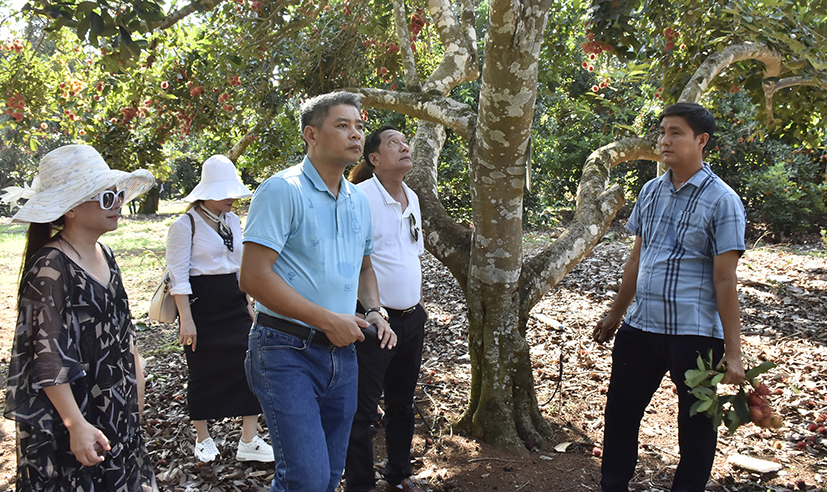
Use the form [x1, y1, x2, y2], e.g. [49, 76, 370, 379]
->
[365, 306, 389, 321]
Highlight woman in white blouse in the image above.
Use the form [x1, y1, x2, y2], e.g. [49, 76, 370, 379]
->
[165, 155, 272, 464]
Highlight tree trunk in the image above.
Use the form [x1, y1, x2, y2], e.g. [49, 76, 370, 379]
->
[458, 281, 553, 453]
[451, 0, 552, 453]
[137, 186, 159, 214]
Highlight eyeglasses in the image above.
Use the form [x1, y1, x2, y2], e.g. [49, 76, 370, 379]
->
[409, 213, 420, 242]
[88, 189, 126, 210]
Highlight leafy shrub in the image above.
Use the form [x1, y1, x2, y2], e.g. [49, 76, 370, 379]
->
[742, 161, 827, 234]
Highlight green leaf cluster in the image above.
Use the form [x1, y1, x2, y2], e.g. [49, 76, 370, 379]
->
[684, 349, 777, 433]
[24, 0, 165, 59]
[586, 1, 827, 147]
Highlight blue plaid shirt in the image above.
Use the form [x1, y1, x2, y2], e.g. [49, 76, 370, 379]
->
[625, 164, 746, 339]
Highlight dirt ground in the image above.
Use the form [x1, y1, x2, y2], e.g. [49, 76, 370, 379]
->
[1, 217, 826, 492]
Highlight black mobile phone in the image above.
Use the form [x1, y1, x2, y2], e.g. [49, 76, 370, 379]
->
[361, 323, 379, 340]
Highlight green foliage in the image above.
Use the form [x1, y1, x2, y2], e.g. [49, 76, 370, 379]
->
[170, 155, 200, 197]
[1, 0, 449, 208]
[742, 160, 827, 234]
[437, 129, 471, 224]
[523, 1, 663, 227]
[684, 348, 777, 433]
[18, 0, 165, 61]
[586, 1, 827, 147]
[700, 91, 827, 236]
[4, 0, 827, 236]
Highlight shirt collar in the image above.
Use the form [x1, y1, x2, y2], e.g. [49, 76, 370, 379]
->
[660, 162, 713, 191]
[370, 174, 395, 205]
[369, 174, 413, 215]
[301, 156, 352, 199]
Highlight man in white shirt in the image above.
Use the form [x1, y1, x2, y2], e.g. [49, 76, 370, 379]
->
[344, 126, 428, 492]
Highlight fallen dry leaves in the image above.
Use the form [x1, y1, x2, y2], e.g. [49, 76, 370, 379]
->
[133, 230, 827, 492]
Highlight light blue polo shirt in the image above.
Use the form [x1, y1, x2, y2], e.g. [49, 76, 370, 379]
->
[243, 156, 374, 326]
[625, 163, 746, 339]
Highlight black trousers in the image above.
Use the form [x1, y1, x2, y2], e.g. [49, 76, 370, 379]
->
[601, 323, 724, 492]
[344, 304, 427, 492]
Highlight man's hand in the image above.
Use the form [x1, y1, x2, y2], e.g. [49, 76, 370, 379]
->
[366, 312, 396, 349]
[323, 313, 367, 347]
[593, 311, 623, 343]
[717, 352, 745, 385]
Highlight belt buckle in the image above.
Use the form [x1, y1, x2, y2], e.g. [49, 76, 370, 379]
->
[402, 306, 417, 316]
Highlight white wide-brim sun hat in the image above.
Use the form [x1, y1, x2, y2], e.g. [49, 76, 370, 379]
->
[1, 145, 156, 224]
[184, 154, 252, 202]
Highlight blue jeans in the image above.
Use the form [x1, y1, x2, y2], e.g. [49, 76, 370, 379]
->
[246, 323, 358, 492]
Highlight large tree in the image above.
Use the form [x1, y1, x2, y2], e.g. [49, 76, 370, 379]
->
[353, 0, 826, 453]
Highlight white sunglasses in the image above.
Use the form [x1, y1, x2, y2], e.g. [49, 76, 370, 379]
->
[87, 189, 126, 210]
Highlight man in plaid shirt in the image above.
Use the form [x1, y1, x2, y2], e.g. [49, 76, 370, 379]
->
[594, 102, 747, 492]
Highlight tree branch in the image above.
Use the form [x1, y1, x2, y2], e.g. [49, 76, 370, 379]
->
[227, 111, 274, 162]
[519, 136, 659, 315]
[764, 75, 827, 126]
[352, 88, 476, 139]
[156, 0, 226, 30]
[406, 121, 473, 290]
[679, 41, 783, 104]
[249, 1, 328, 49]
[393, 0, 421, 91]
[768, 75, 827, 92]
[421, 0, 480, 95]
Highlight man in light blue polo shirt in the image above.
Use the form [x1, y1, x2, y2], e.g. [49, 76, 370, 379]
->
[240, 91, 396, 492]
[593, 103, 746, 492]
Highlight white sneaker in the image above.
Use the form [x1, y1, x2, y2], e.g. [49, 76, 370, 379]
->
[194, 437, 219, 463]
[236, 435, 274, 462]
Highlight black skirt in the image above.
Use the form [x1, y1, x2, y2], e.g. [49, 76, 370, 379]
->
[184, 273, 261, 420]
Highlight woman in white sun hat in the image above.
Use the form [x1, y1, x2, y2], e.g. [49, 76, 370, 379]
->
[165, 154, 272, 463]
[1, 145, 158, 491]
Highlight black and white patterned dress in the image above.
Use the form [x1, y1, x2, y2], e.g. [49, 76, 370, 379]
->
[4, 246, 157, 492]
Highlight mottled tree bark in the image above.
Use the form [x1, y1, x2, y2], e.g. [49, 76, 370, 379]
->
[445, 0, 553, 452]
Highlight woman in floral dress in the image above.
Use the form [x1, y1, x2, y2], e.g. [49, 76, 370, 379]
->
[1, 145, 158, 491]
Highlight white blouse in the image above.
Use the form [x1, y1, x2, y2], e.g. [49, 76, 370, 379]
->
[165, 209, 244, 296]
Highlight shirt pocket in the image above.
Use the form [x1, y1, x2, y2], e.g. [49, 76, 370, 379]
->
[675, 211, 710, 255]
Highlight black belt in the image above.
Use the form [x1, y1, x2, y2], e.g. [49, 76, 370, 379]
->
[255, 312, 331, 347]
[386, 305, 418, 318]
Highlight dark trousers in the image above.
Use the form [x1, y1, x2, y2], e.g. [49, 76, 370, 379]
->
[344, 304, 427, 492]
[601, 323, 724, 492]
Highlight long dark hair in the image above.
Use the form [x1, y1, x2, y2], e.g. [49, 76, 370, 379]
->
[347, 125, 399, 184]
[19, 219, 65, 297]
[22, 220, 63, 268]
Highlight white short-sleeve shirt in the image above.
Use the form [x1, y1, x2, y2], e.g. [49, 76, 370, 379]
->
[358, 175, 425, 310]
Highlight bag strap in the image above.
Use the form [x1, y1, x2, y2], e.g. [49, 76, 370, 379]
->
[165, 212, 196, 284]
[187, 211, 195, 239]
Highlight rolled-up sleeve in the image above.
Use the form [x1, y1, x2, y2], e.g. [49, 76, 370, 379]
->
[166, 215, 194, 295]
